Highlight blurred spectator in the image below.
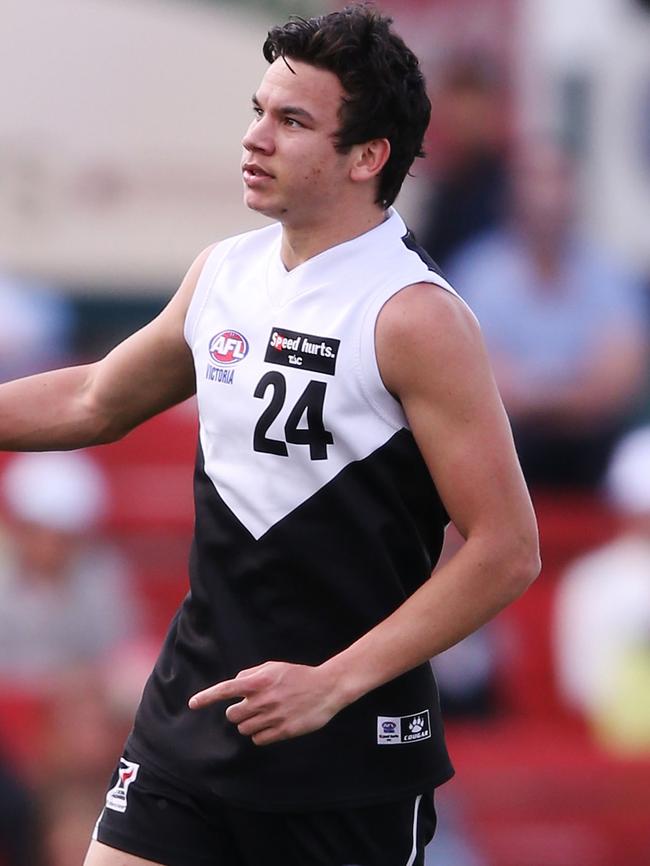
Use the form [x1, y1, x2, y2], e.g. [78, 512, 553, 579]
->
[0, 451, 139, 690]
[554, 426, 650, 752]
[0, 756, 40, 866]
[0, 270, 74, 383]
[432, 626, 498, 718]
[418, 51, 510, 269]
[448, 140, 649, 487]
[39, 666, 130, 787]
[39, 784, 103, 866]
[425, 786, 486, 866]
[36, 667, 133, 866]
[0, 453, 146, 862]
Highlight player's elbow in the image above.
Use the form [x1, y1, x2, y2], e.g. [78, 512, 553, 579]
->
[501, 529, 541, 600]
[73, 407, 127, 447]
[89, 415, 130, 446]
[78, 390, 131, 446]
[77, 365, 138, 446]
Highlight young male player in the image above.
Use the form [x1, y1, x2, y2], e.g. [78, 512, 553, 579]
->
[0, 6, 539, 865]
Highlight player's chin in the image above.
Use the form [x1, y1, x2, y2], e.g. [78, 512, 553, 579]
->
[243, 191, 282, 219]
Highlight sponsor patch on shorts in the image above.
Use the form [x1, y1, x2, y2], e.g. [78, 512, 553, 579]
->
[105, 757, 140, 813]
[377, 710, 431, 745]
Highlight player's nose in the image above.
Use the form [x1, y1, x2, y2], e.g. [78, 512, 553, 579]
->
[242, 117, 274, 155]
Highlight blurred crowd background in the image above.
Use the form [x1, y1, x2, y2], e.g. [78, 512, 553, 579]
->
[2, 0, 650, 864]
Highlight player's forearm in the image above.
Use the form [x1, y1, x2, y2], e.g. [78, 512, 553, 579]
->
[0, 364, 113, 451]
[320, 532, 540, 708]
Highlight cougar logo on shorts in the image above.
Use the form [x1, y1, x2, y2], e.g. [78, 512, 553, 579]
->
[377, 710, 431, 745]
[208, 330, 249, 366]
[105, 758, 140, 813]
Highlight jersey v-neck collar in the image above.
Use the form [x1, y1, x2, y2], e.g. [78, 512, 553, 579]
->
[265, 209, 405, 308]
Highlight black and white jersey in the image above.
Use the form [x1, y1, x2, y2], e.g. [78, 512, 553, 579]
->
[127, 209, 456, 810]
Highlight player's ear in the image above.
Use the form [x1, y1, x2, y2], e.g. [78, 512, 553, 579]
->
[349, 138, 391, 184]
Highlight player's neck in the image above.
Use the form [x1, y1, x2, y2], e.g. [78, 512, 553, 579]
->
[280, 206, 387, 271]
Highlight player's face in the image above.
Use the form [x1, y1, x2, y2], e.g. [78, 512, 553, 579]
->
[241, 58, 355, 225]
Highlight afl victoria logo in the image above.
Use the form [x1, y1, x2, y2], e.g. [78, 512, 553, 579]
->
[209, 330, 249, 366]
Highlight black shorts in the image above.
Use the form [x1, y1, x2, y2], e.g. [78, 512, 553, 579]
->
[93, 752, 436, 866]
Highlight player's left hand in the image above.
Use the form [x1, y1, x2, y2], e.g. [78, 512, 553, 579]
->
[188, 661, 346, 746]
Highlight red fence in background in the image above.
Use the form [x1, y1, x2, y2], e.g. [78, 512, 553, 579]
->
[495, 490, 618, 719]
[90, 398, 197, 534]
[446, 492, 650, 866]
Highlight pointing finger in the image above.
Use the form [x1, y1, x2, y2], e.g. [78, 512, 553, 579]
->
[188, 677, 256, 709]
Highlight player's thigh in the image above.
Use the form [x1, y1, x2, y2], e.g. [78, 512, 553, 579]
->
[83, 839, 166, 866]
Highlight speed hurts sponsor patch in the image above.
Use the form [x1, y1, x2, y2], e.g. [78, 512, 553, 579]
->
[265, 327, 340, 375]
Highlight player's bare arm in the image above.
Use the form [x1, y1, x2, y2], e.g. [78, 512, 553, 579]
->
[0, 245, 214, 452]
[189, 282, 540, 744]
[324, 285, 540, 695]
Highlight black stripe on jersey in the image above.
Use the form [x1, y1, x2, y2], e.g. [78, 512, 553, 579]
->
[401, 229, 446, 278]
[130, 429, 453, 809]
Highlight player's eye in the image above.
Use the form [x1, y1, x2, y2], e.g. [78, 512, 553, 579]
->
[284, 117, 303, 128]
[252, 105, 263, 119]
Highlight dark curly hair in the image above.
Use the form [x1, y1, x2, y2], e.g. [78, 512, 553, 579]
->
[263, 4, 431, 209]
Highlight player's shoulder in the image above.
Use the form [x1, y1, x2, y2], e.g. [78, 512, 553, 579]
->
[379, 281, 479, 352]
[376, 281, 485, 397]
[175, 242, 220, 305]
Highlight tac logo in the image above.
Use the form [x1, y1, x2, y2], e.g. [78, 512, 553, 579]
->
[208, 330, 249, 366]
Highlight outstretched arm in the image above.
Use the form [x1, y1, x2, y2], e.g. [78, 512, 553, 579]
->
[190, 284, 540, 744]
[0, 246, 214, 451]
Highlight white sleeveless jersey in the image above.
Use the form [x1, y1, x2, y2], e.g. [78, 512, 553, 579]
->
[128, 209, 457, 809]
[186, 209, 457, 540]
